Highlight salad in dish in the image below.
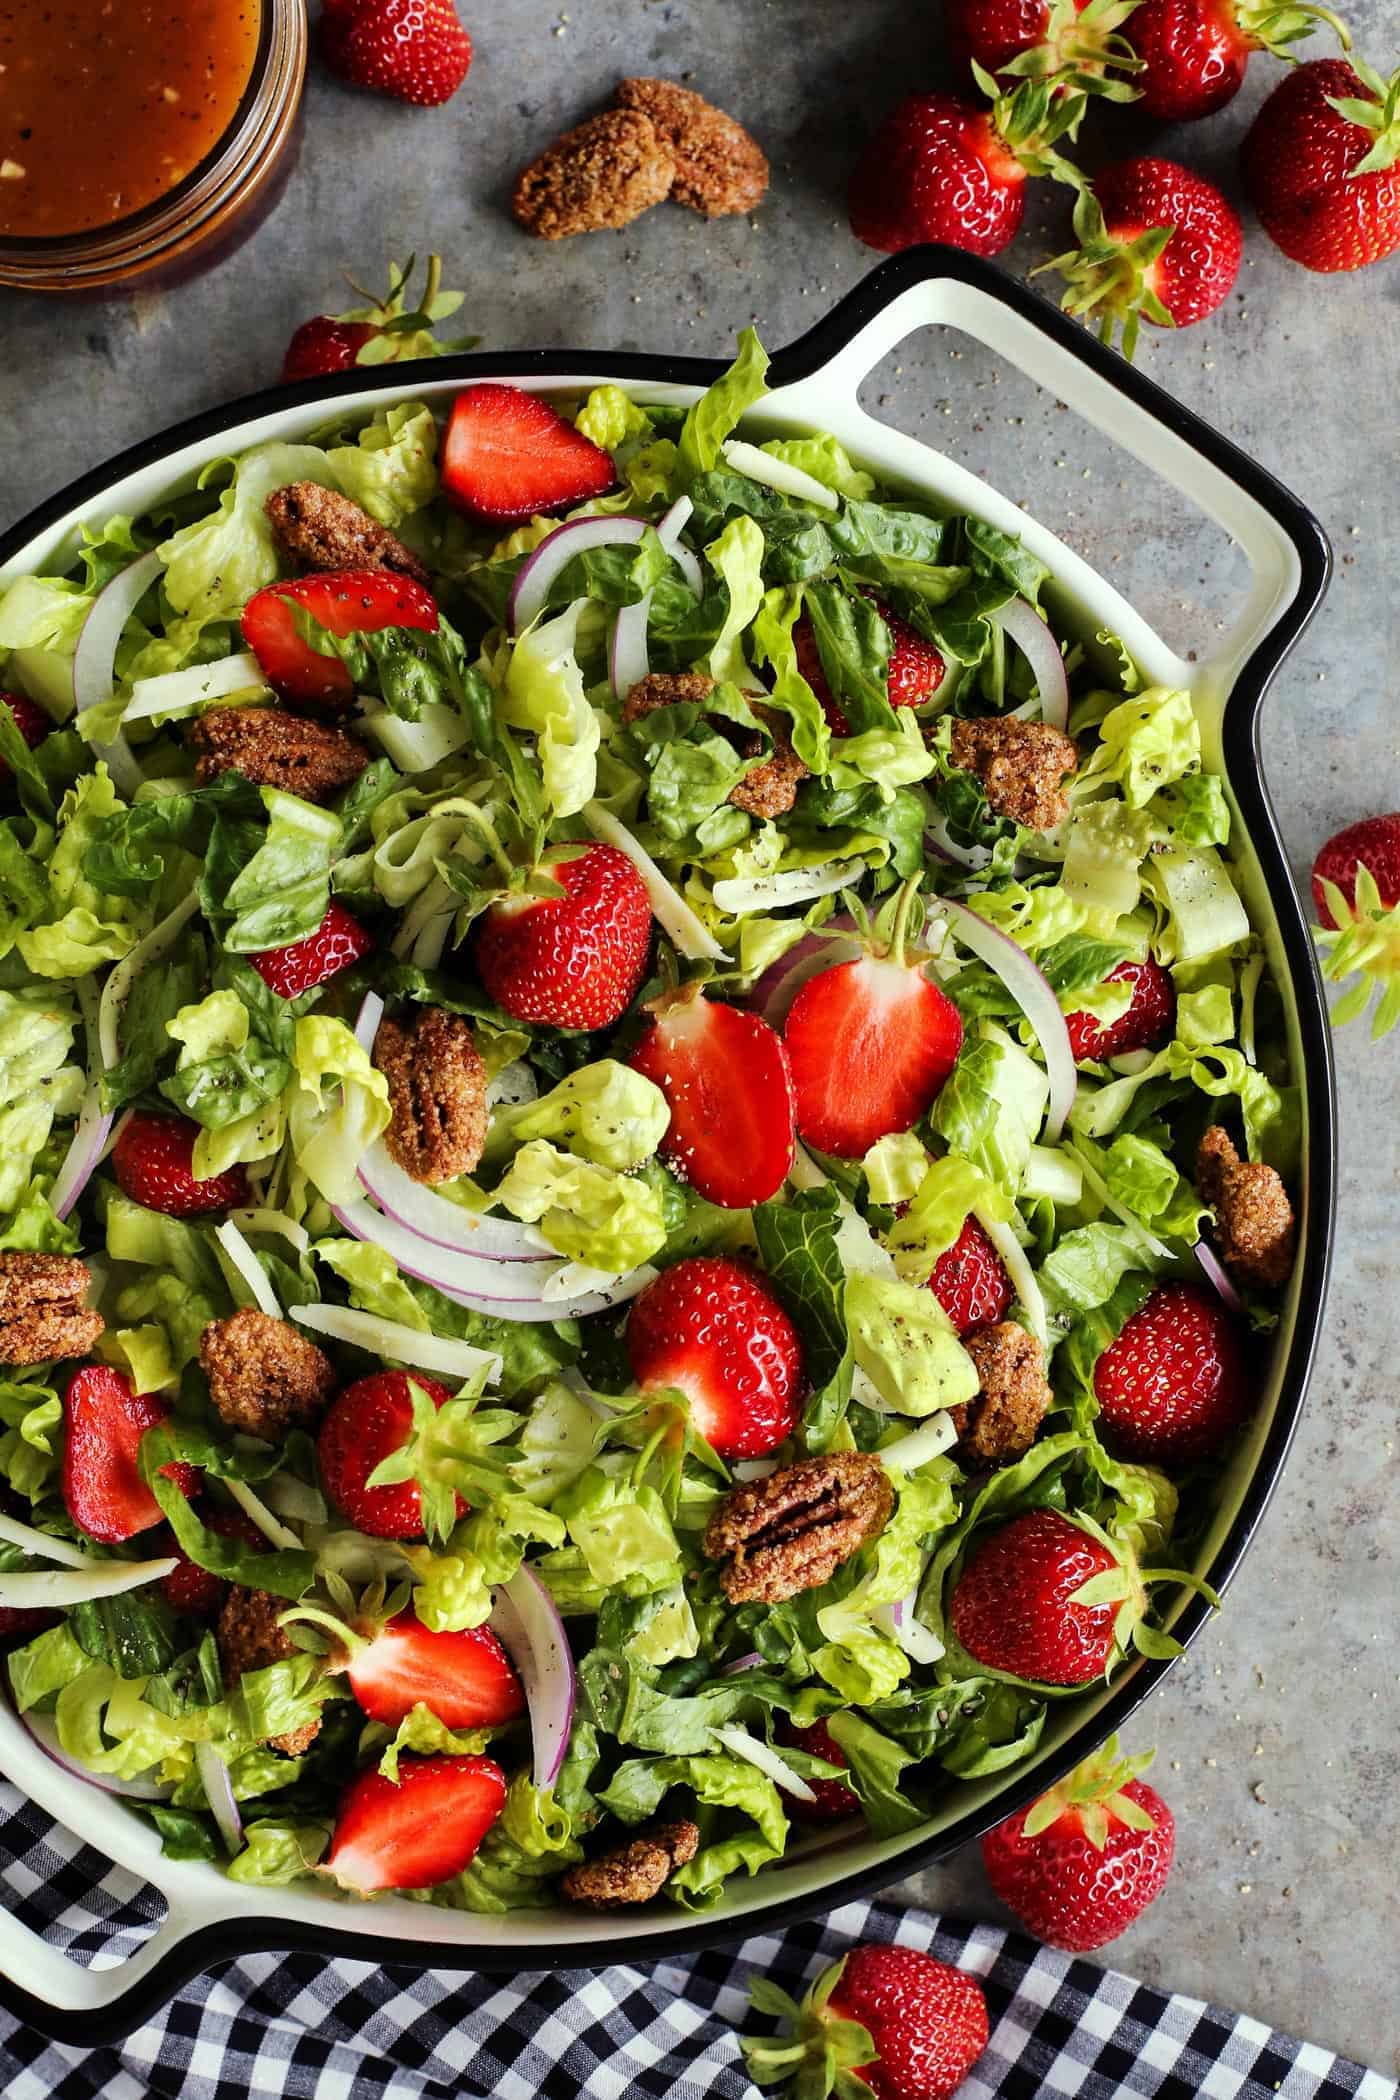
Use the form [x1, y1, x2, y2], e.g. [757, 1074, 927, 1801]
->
[0, 335, 1300, 1911]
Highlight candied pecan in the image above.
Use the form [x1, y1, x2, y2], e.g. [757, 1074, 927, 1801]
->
[729, 706, 809, 820]
[187, 707, 370, 803]
[373, 1007, 489, 1185]
[950, 1322, 1051, 1466]
[561, 1820, 700, 1908]
[615, 79, 768, 218]
[513, 109, 675, 240]
[704, 1452, 893, 1605]
[0, 1252, 103, 1364]
[217, 1586, 321, 1756]
[265, 482, 429, 588]
[949, 716, 1080, 833]
[622, 670, 716, 728]
[199, 1308, 335, 1442]
[1197, 1126, 1296, 1289]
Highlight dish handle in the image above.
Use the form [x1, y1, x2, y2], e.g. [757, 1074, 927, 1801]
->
[763, 248, 1329, 696]
[0, 1878, 223, 2022]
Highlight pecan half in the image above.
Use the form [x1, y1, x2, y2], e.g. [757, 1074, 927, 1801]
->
[513, 109, 675, 240]
[1197, 1125, 1296, 1288]
[187, 707, 370, 804]
[729, 705, 809, 820]
[200, 1307, 336, 1441]
[615, 79, 768, 218]
[561, 1819, 699, 1908]
[217, 1586, 321, 1757]
[265, 482, 429, 588]
[950, 1322, 1051, 1466]
[0, 1252, 103, 1364]
[373, 1007, 489, 1185]
[949, 716, 1080, 833]
[703, 1452, 893, 1604]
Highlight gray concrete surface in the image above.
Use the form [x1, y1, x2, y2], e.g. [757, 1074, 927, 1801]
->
[1, 0, 1397, 2072]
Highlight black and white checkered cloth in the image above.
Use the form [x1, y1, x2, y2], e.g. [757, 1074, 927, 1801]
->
[0, 1779, 1393, 2100]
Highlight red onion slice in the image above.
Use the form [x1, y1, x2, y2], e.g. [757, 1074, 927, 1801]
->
[51, 975, 112, 1220]
[19, 1709, 171, 1803]
[331, 1198, 560, 1303]
[358, 1141, 552, 1263]
[72, 546, 163, 797]
[510, 516, 651, 635]
[195, 1741, 244, 1852]
[607, 495, 703, 701]
[933, 896, 1077, 1145]
[1192, 1239, 1246, 1317]
[490, 1564, 575, 1789]
[988, 596, 1069, 732]
[719, 1651, 765, 1677]
[881, 1594, 946, 1666]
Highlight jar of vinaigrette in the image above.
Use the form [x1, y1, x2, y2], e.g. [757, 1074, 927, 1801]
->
[0, 0, 306, 292]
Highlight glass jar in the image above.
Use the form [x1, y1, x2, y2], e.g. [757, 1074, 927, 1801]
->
[0, 0, 307, 295]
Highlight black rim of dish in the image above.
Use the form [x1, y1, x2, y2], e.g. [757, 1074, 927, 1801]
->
[0, 247, 1336, 2043]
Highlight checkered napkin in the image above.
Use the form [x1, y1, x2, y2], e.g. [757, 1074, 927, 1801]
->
[1, 1781, 1394, 2100]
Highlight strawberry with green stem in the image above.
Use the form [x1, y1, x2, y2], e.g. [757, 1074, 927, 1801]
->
[1312, 812, 1400, 1034]
[281, 1570, 526, 1731]
[1128, 0, 1349, 123]
[281, 254, 478, 383]
[743, 1943, 989, 2100]
[1042, 156, 1242, 357]
[948, 0, 1146, 102]
[1243, 57, 1400, 273]
[981, 1734, 1175, 1949]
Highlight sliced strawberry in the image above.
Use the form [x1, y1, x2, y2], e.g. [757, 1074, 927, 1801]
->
[251, 900, 374, 998]
[626, 1255, 804, 1460]
[628, 987, 795, 1208]
[440, 383, 617, 524]
[345, 1612, 525, 1731]
[317, 1371, 465, 1541]
[927, 1215, 1013, 1336]
[784, 953, 963, 1159]
[112, 1111, 250, 1218]
[0, 692, 51, 778]
[473, 843, 652, 1030]
[240, 567, 439, 709]
[62, 1367, 200, 1547]
[793, 600, 946, 738]
[1065, 957, 1176, 1063]
[775, 1714, 863, 1825]
[326, 1751, 507, 1892]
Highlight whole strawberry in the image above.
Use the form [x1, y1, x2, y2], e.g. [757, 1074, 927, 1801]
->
[849, 78, 1083, 257]
[318, 1371, 466, 1541]
[1129, 0, 1348, 123]
[112, 1111, 250, 1218]
[1065, 955, 1175, 1062]
[951, 1508, 1128, 1684]
[282, 254, 476, 383]
[947, 0, 1143, 97]
[927, 1216, 1013, 1337]
[743, 1943, 989, 2100]
[473, 843, 652, 1030]
[626, 1256, 804, 1460]
[1312, 812, 1400, 1035]
[982, 1735, 1175, 1950]
[1242, 57, 1400, 273]
[1045, 158, 1241, 357]
[1092, 1280, 1251, 1463]
[320, 0, 473, 108]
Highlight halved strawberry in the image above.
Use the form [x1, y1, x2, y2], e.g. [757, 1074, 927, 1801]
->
[251, 900, 374, 997]
[317, 1371, 465, 1541]
[344, 1612, 525, 1731]
[775, 1714, 863, 1825]
[473, 843, 652, 1030]
[240, 567, 439, 709]
[326, 1751, 508, 1892]
[112, 1111, 250, 1218]
[783, 893, 963, 1159]
[0, 692, 51, 778]
[440, 383, 616, 524]
[928, 1216, 1013, 1336]
[793, 599, 946, 738]
[62, 1366, 200, 1547]
[1065, 957, 1176, 1063]
[626, 1255, 804, 1460]
[628, 986, 795, 1208]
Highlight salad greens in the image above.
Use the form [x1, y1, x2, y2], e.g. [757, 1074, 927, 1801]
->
[0, 334, 1297, 1915]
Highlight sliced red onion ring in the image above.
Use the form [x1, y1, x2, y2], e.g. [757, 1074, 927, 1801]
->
[489, 1563, 575, 1789]
[881, 1595, 946, 1666]
[748, 929, 861, 1032]
[719, 1651, 765, 1676]
[933, 896, 1076, 1145]
[195, 1741, 244, 1852]
[988, 596, 1069, 732]
[878, 1415, 959, 1473]
[331, 1197, 560, 1302]
[72, 546, 163, 797]
[608, 495, 704, 700]
[19, 1709, 171, 1803]
[359, 1142, 550, 1262]
[214, 1219, 282, 1319]
[51, 975, 113, 1220]
[352, 989, 384, 1059]
[510, 516, 651, 635]
[1193, 1239, 1246, 1317]
[229, 1206, 310, 1258]
[99, 890, 201, 1071]
[222, 1479, 303, 1552]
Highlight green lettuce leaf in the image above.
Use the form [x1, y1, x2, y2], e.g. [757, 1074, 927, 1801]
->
[487, 1060, 669, 1172]
[492, 1140, 667, 1270]
[675, 329, 771, 489]
[326, 402, 438, 526]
